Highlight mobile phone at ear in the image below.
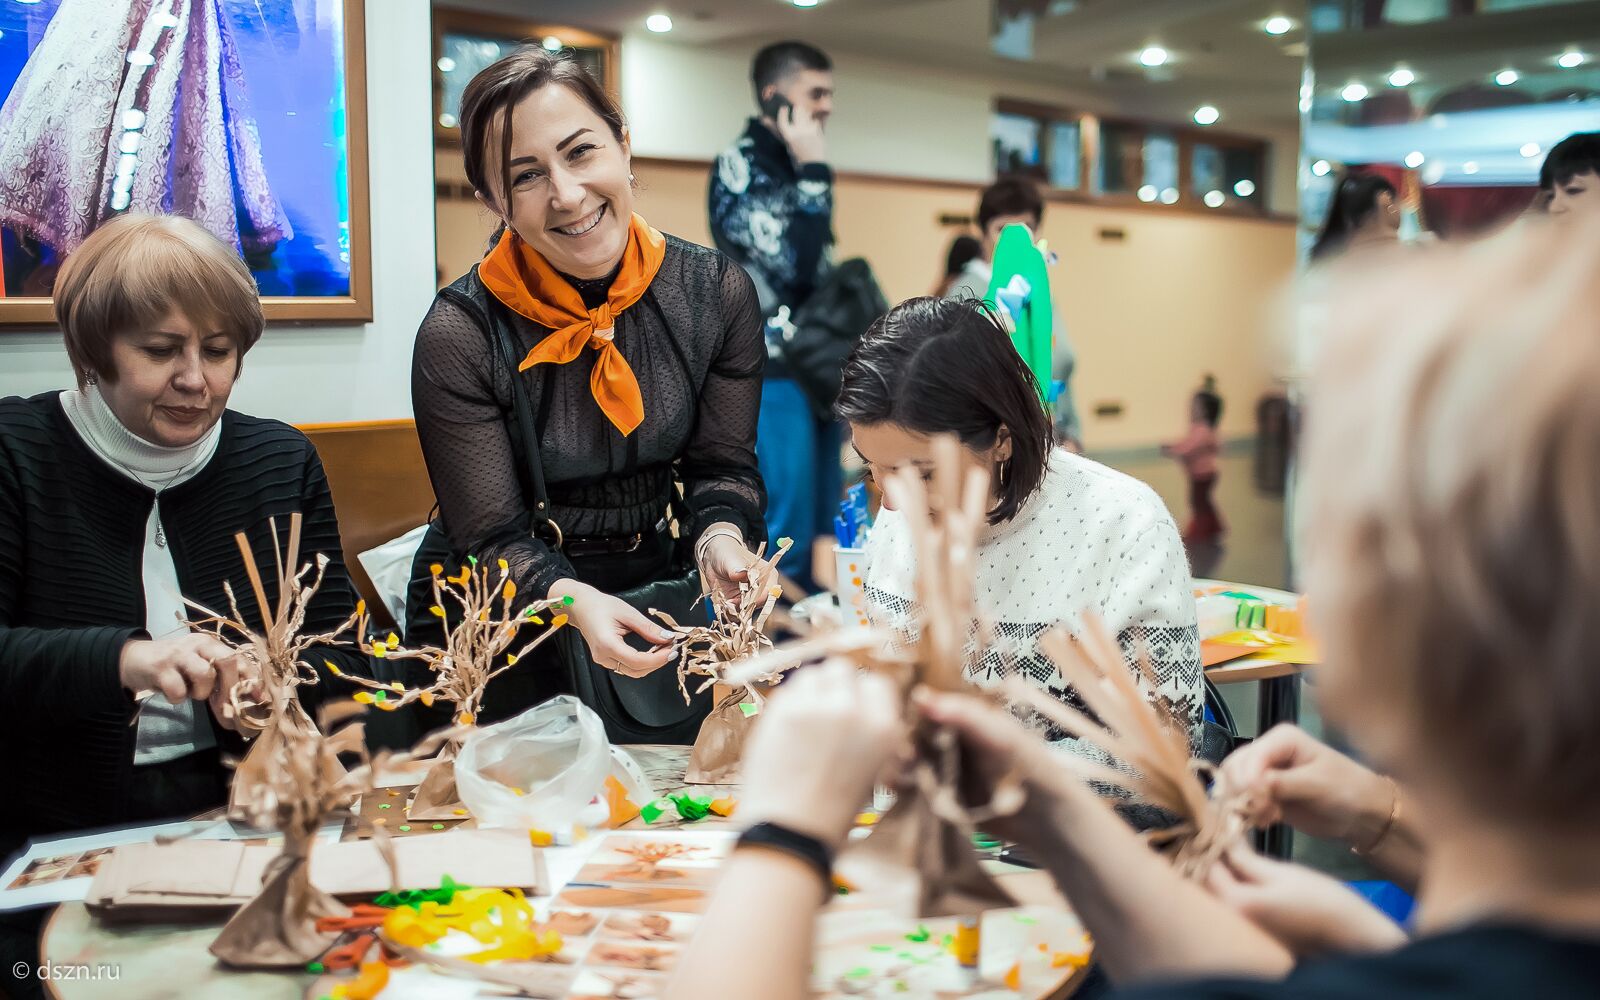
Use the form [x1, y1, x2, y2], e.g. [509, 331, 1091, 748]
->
[762, 91, 793, 122]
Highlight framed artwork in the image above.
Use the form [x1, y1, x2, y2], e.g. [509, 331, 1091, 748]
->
[0, 0, 372, 326]
[433, 9, 618, 146]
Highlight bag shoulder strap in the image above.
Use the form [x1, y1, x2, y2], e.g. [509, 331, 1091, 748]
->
[439, 280, 552, 522]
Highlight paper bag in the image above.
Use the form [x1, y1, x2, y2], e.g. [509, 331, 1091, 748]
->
[683, 687, 750, 785]
[406, 741, 464, 821]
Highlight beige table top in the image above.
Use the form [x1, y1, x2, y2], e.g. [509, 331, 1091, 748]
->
[42, 746, 1088, 1000]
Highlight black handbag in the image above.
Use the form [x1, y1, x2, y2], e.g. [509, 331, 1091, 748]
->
[481, 289, 712, 746]
[777, 257, 889, 418]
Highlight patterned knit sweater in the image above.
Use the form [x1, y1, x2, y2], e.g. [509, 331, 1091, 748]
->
[865, 449, 1203, 757]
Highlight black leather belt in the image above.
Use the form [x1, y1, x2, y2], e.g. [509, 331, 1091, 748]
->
[562, 532, 646, 557]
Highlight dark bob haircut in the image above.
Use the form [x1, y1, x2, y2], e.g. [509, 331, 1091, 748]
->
[977, 176, 1044, 232]
[835, 297, 1053, 525]
[751, 41, 832, 105]
[1540, 131, 1600, 190]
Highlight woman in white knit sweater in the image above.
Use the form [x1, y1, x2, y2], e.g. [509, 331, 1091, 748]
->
[834, 296, 1202, 758]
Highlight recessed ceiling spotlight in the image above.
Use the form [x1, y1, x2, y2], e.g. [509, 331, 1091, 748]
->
[1193, 105, 1220, 126]
[645, 13, 673, 33]
[1404, 150, 1426, 169]
[1137, 185, 1158, 203]
[542, 36, 563, 51]
[1234, 179, 1257, 197]
[1558, 51, 1586, 69]
[1462, 161, 1480, 175]
[436, 56, 456, 72]
[1388, 67, 1415, 87]
[1159, 187, 1180, 205]
[1311, 159, 1332, 176]
[1204, 190, 1227, 208]
[1139, 46, 1169, 67]
[793, 0, 821, 6]
[1494, 68, 1519, 86]
[1264, 16, 1293, 35]
[1341, 82, 1369, 102]
[1521, 142, 1542, 158]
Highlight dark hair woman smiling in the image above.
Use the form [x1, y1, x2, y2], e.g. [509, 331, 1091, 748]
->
[407, 49, 767, 725]
[835, 297, 1202, 763]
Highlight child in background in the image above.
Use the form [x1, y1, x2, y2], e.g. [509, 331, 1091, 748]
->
[1163, 376, 1224, 546]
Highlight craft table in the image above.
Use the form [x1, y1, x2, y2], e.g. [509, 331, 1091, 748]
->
[40, 747, 1090, 1000]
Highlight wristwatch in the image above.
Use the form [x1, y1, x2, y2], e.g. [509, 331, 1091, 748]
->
[735, 821, 834, 886]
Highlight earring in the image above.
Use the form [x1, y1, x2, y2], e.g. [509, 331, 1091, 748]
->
[628, 172, 636, 182]
[997, 459, 1010, 489]
[83, 370, 97, 386]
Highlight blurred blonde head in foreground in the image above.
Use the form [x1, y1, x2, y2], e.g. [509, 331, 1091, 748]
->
[1304, 215, 1600, 836]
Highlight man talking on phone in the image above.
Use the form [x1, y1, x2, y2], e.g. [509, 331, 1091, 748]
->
[709, 41, 838, 593]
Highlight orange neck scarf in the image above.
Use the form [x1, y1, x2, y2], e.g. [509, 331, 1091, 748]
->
[478, 213, 666, 436]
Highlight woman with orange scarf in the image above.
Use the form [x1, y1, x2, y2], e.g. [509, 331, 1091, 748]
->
[406, 49, 767, 728]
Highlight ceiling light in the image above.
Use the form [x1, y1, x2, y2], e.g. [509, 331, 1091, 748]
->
[541, 36, 563, 51]
[1311, 159, 1332, 176]
[438, 113, 459, 129]
[1462, 161, 1480, 175]
[1193, 105, 1220, 126]
[1558, 51, 1585, 69]
[645, 13, 673, 33]
[793, 0, 821, 6]
[1139, 46, 1169, 67]
[1234, 179, 1256, 197]
[1494, 69, 1519, 86]
[1137, 185, 1158, 203]
[1160, 187, 1180, 205]
[1341, 82, 1369, 102]
[1388, 67, 1415, 87]
[1204, 190, 1226, 208]
[1404, 150, 1425, 168]
[1521, 142, 1542, 158]
[1264, 16, 1293, 35]
[436, 56, 456, 72]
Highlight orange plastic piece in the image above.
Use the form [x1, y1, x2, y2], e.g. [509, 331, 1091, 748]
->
[708, 797, 737, 817]
[331, 960, 390, 1000]
[604, 775, 641, 828]
[1004, 961, 1022, 990]
[528, 828, 554, 847]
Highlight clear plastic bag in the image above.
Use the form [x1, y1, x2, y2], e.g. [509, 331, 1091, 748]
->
[455, 695, 654, 839]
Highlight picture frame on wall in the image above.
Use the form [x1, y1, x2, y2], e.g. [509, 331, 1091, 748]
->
[432, 9, 619, 147]
[0, 0, 373, 326]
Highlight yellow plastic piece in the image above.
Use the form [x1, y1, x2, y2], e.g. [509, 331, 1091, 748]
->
[854, 811, 879, 827]
[352, 691, 375, 705]
[528, 828, 554, 847]
[419, 691, 435, 707]
[952, 919, 980, 968]
[497, 558, 509, 571]
[503, 581, 517, 601]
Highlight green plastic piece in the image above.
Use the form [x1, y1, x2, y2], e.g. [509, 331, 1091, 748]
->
[398, 825, 411, 832]
[986, 223, 1054, 406]
[432, 823, 445, 830]
[640, 800, 667, 825]
[378, 803, 391, 810]
[905, 925, 931, 943]
[671, 793, 713, 822]
[845, 967, 872, 979]
[777, 536, 794, 547]
[870, 944, 894, 952]
[373, 689, 387, 703]
[305, 961, 325, 974]
[942, 934, 954, 948]
[1012, 914, 1038, 925]
[562, 595, 575, 605]
[895, 982, 909, 993]
[468, 555, 479, 567]
[738, 702, 759, 718]
[373, 875, 467, 910]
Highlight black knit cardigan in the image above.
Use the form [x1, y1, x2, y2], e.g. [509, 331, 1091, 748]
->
[0, 393, 370, 862]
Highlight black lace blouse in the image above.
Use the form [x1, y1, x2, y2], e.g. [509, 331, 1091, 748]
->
[412, 235, 767, 599]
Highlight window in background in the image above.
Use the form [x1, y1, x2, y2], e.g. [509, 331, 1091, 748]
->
[1049, 120, 1082, 190]
[434, 12, 616, 141]
[991, 112, 1043, 176]
[1193, 142, 1265, 209]
[1144, 132, 1180, 202]
[1097, 122, 1143, 194]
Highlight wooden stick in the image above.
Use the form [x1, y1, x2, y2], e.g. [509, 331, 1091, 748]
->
[233, 531, 272, 630]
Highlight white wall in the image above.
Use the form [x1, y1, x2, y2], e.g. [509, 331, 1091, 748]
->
[621, 35, 1302, 215]
[0, 0, 437, 424]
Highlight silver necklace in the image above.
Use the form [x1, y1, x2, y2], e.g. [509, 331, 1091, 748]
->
[113, 456, 209, 548]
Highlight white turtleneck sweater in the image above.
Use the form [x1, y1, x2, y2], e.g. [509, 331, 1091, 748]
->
[60, 385, 222, 765]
